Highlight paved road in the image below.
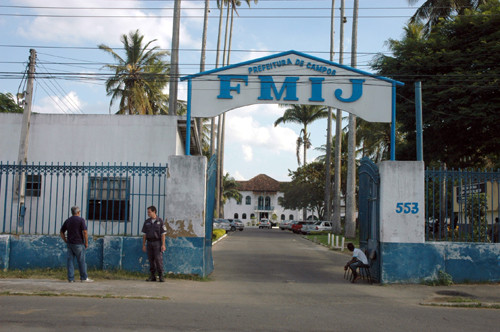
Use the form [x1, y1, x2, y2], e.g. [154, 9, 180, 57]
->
[1, 228, 498, 331]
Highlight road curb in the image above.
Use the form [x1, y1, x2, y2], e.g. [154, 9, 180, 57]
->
[212, 234, 227, 246]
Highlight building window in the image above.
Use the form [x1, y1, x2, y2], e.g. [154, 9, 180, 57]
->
[289, 214, 294, 220]
[242, 213, 247, 219]
[245, 196, 251, 205]
[234, 213, 239, 219]
[250, 213, 255, 219]
[25, 174, 42, 197]
[281, 214, 285, 220]
[265, 196, 271, 209]
[258, 196, 264, 209]
[88, 177, 130, 222]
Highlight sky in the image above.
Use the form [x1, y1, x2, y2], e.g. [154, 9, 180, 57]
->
[0, 0, 425, 181]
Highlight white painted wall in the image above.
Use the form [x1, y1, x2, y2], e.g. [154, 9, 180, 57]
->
[0, 113, 184, 163]
[379, 161, 425, 243]
[166, 156, 206, 237]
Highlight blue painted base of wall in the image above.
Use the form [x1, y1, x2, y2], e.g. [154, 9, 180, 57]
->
[0, 235, 213, 277]
[381, 242, 500, 283]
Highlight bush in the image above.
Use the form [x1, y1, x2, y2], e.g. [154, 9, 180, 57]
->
[212, 229, 226, 242]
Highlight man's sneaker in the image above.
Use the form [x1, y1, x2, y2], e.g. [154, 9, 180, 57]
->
[68, 280, 75, 283]
[147, 275, 156, 282]
[158, 276, 165, 282]
[81, 278, 94, 283]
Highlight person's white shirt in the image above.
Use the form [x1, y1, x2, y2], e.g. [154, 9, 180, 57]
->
[353, 248, 368, 265]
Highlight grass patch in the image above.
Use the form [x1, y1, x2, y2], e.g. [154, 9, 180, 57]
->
[304, 231, 359, 251]
[212, 229, 226, 242]
[0, 291, 169, 300]
[0, 268, 209, 281]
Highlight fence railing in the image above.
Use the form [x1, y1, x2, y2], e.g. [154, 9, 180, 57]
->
[425, 168, 499, 243]
[0, 162, 168, 236]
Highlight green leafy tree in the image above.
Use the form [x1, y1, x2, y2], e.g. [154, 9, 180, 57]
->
[408, 0, 490, 33]
[465, 193, 489, 241]
[274, 105, 328, 166]
[98, 30, 170, 115]
[372, 2, 500, 168]
[279, 161, 326, 219]
[0, 92, 23, 113]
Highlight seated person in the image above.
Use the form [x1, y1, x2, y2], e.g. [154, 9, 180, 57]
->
[344, 243, 369, 283]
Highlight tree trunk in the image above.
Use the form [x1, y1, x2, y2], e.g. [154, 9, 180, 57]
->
[345, 0, 359, 239]
[197, 0, 210, 140]
[333, 0, 345, 235]
[303, 125, 308, 221]
[324, 0, 335, 224]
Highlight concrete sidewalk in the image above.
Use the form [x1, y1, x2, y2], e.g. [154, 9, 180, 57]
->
[1, 272, 499, 308]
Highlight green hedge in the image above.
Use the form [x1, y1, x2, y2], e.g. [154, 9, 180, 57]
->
[212, 229, 226, 242]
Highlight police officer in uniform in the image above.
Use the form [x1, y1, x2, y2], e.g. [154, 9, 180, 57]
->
[142, 205, 167, 282]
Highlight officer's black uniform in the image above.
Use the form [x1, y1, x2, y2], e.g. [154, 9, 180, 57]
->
[142, 217, 166, 281]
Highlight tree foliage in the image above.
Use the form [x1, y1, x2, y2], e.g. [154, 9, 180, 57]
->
[274, 105, 328, 166]
[98, 30, 171, 115]
[0, 92, 23, 113]
[372, 2, 500, 168]
[279, 161, 327, 219]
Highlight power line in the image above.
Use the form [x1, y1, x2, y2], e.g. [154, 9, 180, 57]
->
[37, 62, 85, 114]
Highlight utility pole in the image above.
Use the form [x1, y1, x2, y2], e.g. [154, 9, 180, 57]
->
[16, 48, 36, 228]
[332, 0, 345, 234]
[168, 0, 182, 116]
[324, 0, 335, 223]
[345, 0, 358, 239]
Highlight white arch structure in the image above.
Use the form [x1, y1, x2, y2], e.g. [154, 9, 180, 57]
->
[180, 50, 404, 159]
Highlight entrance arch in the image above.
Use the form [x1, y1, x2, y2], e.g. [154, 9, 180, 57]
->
[180, 50, 403, 157]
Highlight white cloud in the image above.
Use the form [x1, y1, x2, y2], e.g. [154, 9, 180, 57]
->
[233, 170, 246, 181]
[16, 0, 200, 48]
[33, 91, 84, 114]
[241, 144, 253, 161]
[225, 113, 297, 154]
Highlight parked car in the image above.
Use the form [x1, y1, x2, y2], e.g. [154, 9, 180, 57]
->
[213, 219, 231, 231]
[301, 221, 333, 234]
[258, 219, 272, 229]
[291, 221, 313, 234]
[227, 219, 244, 231]
[279, 220, 292, 230]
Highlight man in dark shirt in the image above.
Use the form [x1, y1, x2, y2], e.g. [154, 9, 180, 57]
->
[60, 206, 93, 283]
[142, 205, 167, 282]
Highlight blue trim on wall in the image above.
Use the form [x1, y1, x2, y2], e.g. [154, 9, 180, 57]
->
[380, 242, 500, 283]
[390, 82, 396, 160]
[186, 78, 192, 156]
[1, 235, 210, 276]
[180, 50, 405, 86]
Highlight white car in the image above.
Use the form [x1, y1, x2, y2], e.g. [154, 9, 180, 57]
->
[301, 221, 333, 234]
[213, 219, 231, 231]
[279, 220, 293, 230]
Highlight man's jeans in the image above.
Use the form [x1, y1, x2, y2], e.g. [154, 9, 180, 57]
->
[67, 243, 88, 281]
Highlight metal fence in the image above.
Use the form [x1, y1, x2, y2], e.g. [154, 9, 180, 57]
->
[425, 168, 499, 243]
[0, 162, 168, 236]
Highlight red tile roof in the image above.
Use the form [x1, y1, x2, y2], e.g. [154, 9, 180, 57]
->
[237, 174, 287, 192]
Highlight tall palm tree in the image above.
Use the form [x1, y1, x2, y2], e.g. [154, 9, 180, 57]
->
[274, 105, 328, 166]
[407, 0, 489, 33]
[221, 173, 242, 217]
[98, 30, 170, 115]
[216, 0, 258, 217]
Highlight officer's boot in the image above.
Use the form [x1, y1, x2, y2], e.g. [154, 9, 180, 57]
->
[147, 274, 156, 282]
[158, 274, 165, 282]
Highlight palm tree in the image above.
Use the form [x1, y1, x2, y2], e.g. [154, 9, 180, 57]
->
[221, 173, 242, 217]
[407, 0, 489, 33]
[274, 105, 328, 166]
[98, 30, 170, 115]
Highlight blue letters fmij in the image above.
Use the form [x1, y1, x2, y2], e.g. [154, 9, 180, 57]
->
[217, 75, 249, 99]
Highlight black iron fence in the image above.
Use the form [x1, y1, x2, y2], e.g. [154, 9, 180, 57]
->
[425, 168, 499, 243]
[0, 162, 168, 236]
